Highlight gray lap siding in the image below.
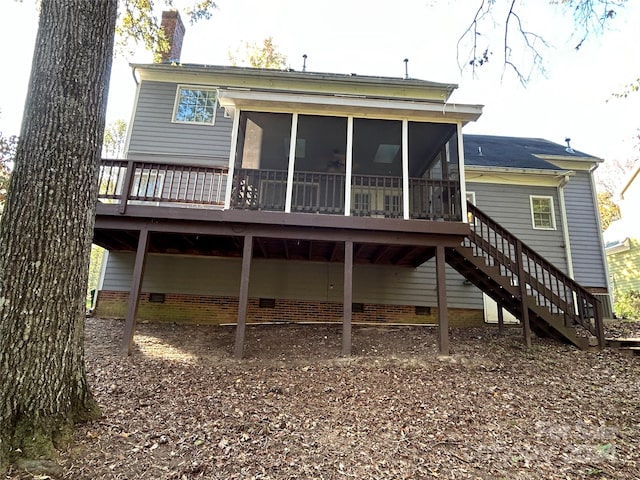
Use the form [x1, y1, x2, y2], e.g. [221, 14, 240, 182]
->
[127, 81, 233, 165]
[562, 171, 608, 288]
[99, 252, 483, 310]
[467, 182, 569, 275]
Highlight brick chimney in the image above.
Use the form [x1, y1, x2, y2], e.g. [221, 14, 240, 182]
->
[158, 10, 185, 63]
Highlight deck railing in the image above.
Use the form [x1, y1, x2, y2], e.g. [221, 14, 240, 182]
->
[99, 161, 464, 222]
[351, 174, 402, 218]
[409, 178, 462, 221]
[230, 168, 288, 212]
[465, 202, 605, 345]
[231, 168, 462, 220]
[293, 171, 346, 214]
[98, 160, 228, 209]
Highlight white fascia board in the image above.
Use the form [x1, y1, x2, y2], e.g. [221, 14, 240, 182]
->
[536, 155, 602, 172]
[464, 165, 571, 187]
[131, 63, 459, 101]
[217, 89, 483, 123]
[605, 239, 631, 255]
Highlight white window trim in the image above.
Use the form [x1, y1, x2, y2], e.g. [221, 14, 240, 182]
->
[466, 191, 476, 224]
[529, 195, 557, 230]
[172, 84, 218, 126]
[466, 191, 476, 205]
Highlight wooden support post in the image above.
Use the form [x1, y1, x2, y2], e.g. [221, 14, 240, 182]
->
[121, 228, 149, 355]
[234, 234, 253, 359]
[515, 240, 532, 348]
[119, 159, 135, 215]
[497, 303, 505, 336]
[436, 246, 449, 356]
[594, 298, 605, 348]
[342, 240, 353, 357]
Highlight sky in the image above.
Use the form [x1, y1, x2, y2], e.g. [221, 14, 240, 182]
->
[1, 0, 639, 163]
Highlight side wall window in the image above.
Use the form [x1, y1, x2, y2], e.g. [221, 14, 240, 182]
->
[172, 85, 217, 125]
[530, 195, 556, 230]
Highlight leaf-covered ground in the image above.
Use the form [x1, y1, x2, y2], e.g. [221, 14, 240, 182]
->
[10, 318, 640, 479]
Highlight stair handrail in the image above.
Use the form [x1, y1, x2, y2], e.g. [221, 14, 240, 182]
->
[466, 201, 604, 346]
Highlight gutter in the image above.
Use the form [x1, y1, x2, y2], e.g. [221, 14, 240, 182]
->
[131, 65, 139, 86]
[464, 165, 569, 176]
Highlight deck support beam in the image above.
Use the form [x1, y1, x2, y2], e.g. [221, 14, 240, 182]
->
[515, 240, 532, 348]
[342, 240, 353, 356]
[234, 234, 253, 359]
[121, 228, 149, 355]
[436, 246, 449, 356]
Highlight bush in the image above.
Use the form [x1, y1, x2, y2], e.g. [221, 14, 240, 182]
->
[615, 290, 640, 320]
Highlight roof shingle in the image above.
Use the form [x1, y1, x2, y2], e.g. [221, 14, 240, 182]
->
[463, 134, 595, 170]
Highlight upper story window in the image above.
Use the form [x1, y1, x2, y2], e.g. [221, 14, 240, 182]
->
[173, 85, 217, 125]
[530, 195, 556, 230]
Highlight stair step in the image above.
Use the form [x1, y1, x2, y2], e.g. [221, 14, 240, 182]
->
[606, 338, 640, 348]
[572, 336, 596, 350]
[617, 346, 640, 357]
[447, 243, 600, 351]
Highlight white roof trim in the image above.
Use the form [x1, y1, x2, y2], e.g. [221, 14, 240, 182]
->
[605, 238, 631, 255]
[464, 165, 571, 176]
[216, 88, 483, 123]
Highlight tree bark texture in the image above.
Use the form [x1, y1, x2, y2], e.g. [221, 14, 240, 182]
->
[0, 0, 117, 466]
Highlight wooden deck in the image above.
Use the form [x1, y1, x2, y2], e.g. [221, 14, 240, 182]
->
[94, 160, 605, 359]
[95, 159, 470, 359]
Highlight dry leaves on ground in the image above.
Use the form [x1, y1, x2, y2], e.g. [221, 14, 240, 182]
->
[7, 318, 640, 479]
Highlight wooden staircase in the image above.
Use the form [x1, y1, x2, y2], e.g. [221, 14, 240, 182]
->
[606, 338, 640, 356]
[446, 202, 605, 350]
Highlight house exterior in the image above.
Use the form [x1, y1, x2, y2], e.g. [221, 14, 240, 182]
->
[92, 12, 608, 356]
[462, 135, 612, 320]
[604, 164, 640, 296]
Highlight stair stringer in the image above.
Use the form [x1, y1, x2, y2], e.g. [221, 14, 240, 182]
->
[446, 246, 592, 350]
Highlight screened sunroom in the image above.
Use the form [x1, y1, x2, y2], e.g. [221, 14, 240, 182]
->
[227, 110, 464, 221]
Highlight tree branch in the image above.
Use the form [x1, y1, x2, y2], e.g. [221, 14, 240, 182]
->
[503, 4, 550, 85]
[457, 0, 493, 77]
[458, 0, 626, 84]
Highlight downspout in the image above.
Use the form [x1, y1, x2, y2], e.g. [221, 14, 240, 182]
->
[121, 66, 142, 159]
[558, 173, 575, 279]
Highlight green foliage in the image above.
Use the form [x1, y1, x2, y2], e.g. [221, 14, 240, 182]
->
[115, 0, 218, 61]
[228, 37, 288, 69]
[184, 0, 217, 23]
[87, 245, 105, 308]
[0, 130, 17, 211]
[614, 290, 640, 320]
[102, 119, 127, 158]
[597, 191, 620, 231]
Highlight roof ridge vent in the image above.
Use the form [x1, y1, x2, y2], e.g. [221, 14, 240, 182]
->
[565, 137, 575, 154]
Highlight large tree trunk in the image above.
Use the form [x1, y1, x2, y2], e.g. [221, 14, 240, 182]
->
[0, 0, 117, 469]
